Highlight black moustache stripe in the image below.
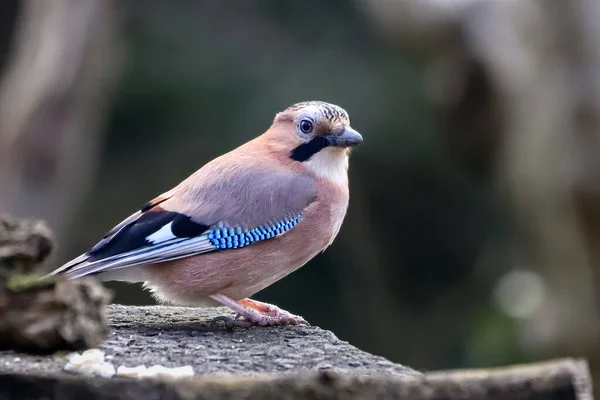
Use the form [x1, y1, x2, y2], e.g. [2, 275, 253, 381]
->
[290, 136, 331, 162]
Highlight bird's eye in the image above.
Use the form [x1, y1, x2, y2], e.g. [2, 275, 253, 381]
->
[299, 119, 313, 134]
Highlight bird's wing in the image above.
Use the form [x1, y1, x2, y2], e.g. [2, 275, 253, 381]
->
[49, 190, 175, 276]
[49, 165, 316, 280]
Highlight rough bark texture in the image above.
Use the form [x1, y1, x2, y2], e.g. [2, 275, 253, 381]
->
[0, 305, 418, 377]
[0, 214, 53, 276]
[0, 279, 111, 354]
[0, 305, 593, 400]
[0, 215, 111, 354]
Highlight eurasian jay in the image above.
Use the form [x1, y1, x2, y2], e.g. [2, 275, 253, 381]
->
[48, 101, 363, 327]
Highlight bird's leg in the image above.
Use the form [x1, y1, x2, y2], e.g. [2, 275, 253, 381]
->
[208, 294, 309, 327]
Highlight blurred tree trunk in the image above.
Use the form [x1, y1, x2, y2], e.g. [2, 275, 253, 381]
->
[358, 0, 600, 392]
[0, 0, 122, 266]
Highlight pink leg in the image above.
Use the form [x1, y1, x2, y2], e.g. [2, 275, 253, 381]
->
[209, 294, 309, 327]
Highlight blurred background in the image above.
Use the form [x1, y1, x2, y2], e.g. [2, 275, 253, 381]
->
[2, 0, 600, 391]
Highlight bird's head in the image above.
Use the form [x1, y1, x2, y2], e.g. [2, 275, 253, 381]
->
[266, 101, 362, 181]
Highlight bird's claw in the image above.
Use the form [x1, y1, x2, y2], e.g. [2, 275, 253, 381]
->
[209, 311, 309, 328]
[260, 305, 310, 326]
[273, 312, 309, 326]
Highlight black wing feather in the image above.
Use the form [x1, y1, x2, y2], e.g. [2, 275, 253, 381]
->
[87, 211, 209, 262]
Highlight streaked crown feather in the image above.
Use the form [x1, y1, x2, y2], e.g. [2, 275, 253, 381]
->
[277, 101, 350, 125]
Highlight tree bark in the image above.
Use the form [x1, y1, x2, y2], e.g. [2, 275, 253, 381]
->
[0, 305, 592, 400]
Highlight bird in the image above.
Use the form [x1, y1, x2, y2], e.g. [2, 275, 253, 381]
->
[47, 101, 363, 327]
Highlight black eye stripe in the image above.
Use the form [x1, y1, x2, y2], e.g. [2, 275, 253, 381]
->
[290, 136, 330, 162]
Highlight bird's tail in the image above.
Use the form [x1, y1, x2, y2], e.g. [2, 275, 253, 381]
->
[42, 253, 90, 280]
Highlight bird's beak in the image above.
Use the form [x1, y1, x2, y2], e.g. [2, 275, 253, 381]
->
[327, 127, 363, 148]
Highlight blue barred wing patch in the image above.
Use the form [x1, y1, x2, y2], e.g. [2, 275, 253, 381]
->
[208, 213, 303, 250]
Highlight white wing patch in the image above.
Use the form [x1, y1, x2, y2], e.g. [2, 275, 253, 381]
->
[146, 222, 176, 244]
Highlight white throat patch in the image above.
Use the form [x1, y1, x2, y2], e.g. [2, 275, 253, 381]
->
[304, 148, 349, 184]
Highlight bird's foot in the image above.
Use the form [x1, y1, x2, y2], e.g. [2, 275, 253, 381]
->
[209, 294, 309, 328]
[238, 298, 309, 326]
